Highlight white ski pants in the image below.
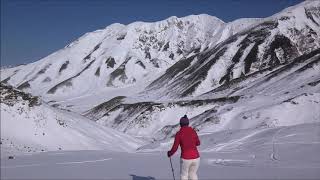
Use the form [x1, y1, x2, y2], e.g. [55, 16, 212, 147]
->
[180, 157, 200, 180]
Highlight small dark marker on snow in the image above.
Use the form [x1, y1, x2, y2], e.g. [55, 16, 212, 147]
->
[8, 156, 14, 159]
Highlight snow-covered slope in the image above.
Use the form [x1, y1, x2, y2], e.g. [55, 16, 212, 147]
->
[2, 123, 320, 179]
[84, 47, 320, 140]
[0, 83, 143, 156]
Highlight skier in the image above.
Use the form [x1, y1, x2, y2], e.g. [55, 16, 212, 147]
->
[167, 115, 200, 180]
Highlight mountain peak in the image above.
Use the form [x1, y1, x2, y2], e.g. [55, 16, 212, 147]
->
[272, 0, 320, 18]
[1, 0, 319, 105]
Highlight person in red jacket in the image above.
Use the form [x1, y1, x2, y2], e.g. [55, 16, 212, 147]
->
[167, 115, 200, 180]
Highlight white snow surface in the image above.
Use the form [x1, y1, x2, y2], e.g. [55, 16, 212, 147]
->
[1, 123, 320, 179]
[0, 87, 143, 155]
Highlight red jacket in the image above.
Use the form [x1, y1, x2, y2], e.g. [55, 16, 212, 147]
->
[168, 126, 200, 159]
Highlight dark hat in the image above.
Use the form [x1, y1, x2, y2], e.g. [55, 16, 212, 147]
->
[180, 115, 189, 127]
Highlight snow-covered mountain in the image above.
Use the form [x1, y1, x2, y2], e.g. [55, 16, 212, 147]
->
[84, 49, 320, 139]
[1, 1, 319, 103]
[0, 14, 260, 101]
[1, 1, 319, 146]
[83, 1, 320, 139]
[144, 1, 320, 99]
[0, 83, 143, 155]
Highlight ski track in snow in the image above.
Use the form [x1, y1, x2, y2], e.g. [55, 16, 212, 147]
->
[1, 158, 112, 169]
[55, 158, 112, 165]
[2, 149, 320, 179]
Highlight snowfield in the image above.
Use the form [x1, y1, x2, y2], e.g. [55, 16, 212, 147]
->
[0, 84, 143, 155]
[2, 123, 320, 179]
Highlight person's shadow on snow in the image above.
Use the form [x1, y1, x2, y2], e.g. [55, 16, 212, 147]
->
[130, 174, 156, 180]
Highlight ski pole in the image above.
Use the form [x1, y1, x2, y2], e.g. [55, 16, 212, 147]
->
[169, 157, 176, 180]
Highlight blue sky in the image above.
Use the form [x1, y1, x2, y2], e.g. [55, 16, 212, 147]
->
[1, 0, 304, 66]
